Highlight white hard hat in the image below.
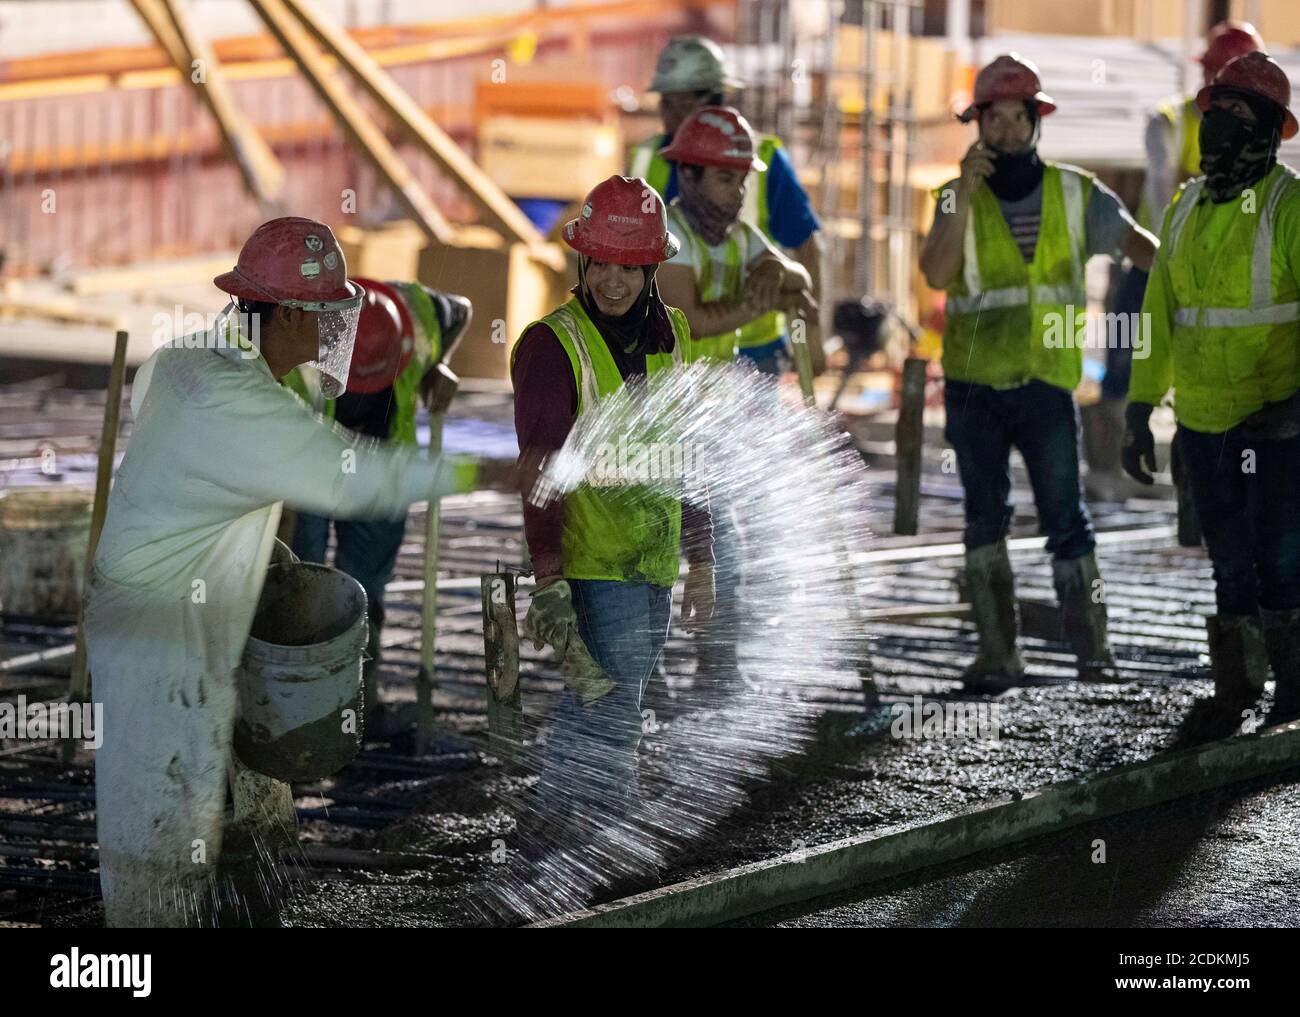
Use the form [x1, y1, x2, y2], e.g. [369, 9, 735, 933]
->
[649, 35, 743, 93]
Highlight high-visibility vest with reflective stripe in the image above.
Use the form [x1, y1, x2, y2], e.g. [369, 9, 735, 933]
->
[512, 297, 689, 589]
[1158, 163, 1300, 433]
[631, 131, 786, 350]
[282, 281, 440, 446]
[941, 163, 1092, 391]
[667, 203, 744, 361]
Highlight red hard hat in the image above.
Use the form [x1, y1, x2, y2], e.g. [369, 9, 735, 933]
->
[1200, 20, 1265, 83]
[958, 54, 1056, 123]
[659, 106, 768, 172]
[214, 216, 362, 310]
[562, 176, 681, 265]
[1197, 51, 1298, 141]
[345, 278, 415, 394]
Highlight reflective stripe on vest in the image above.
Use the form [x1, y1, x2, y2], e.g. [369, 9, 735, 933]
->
[941, 163, 1093, 390]
[1166, 175, 1300, 329]
[513, 297, 688, 588]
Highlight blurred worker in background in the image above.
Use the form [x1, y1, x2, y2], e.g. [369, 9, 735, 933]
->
[919, 54, 1157, 691]
[629, 34, 824, 376]
[84, 217, 496, 927]
[656, 105, 816, 680]
[512, 176, 713, 828]
[283, 277, 472, 736]
[1125, 52, 1300, 724]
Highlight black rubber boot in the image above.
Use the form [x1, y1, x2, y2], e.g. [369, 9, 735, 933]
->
[1261, 607, 1300, 723]
[1052, 552, 1117, 681]
[961, 542, 1025, 692]
[1207, 613, 1269, 708]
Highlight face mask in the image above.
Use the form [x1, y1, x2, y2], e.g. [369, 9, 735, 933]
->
[1199, 104, 1279, 203]
[980, 104, 1044, 202]
[677, 169, 743, 245]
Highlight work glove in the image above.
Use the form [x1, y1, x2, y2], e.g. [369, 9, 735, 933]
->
[1241, 391, 1300, 441]
[1121, 401, 1157, 485]
[523, 580, 615, 705]
[679, 563, 716, 633]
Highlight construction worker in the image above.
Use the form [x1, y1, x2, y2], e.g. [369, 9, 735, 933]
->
[283, 277, 471, 735]
[918, 54, 1157, 690]
[1085, 22, 1270, 505]
[629, 34, 823, 376]
[1140, 20, 1266, 232]
[83, 217, 497, 927]
[512, 175, 713, 826]
[656, 105, 816, 678]
[1124, 52, 1300, 723]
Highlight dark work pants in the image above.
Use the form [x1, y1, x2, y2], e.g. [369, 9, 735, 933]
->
[944, 378, 1096, 560]
[1176, 423, 1300, 616]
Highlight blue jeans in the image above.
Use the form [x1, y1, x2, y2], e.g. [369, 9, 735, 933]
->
[1177, 423, 1300, 615]
[536, 580, 672, 824]
[291, 512, 406, 689]
[944, 378, 1095, 560]
[736, 337, 788, 377]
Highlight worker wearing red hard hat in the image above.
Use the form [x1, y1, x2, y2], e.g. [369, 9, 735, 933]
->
[655, 105, 815, 683]
[511, 175, 713, 833]
[83, 217, 498, 927]
[1141, 21, 1267, 231]
[629, 36, 825, 377]
[920, 54, 1158, 691]
[282, 276, 473, 736]
[1126, 51, 1300, 724]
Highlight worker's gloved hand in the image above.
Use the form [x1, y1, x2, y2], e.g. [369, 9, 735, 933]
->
[744, 260, 785, 313]
[1241, 391, 1300, 441]
[420, 362, 460, 417]
[523, 579, 578, 653]
[679, 563, 716, 633]
[523, 580, 615, 705]
[562, 633, 617, 705]
[1121, 401, 1158, 484]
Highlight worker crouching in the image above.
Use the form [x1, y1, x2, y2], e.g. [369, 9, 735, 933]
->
[1125, 52, 1300, 722]
[919, 54, 1158, 689]
[512, 176, 714, 829]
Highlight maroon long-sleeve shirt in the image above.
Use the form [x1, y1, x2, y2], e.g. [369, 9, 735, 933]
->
[511, 299, 711, 583]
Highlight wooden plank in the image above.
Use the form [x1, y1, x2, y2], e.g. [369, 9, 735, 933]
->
[892, 357, 926, 536]
[281, 0, 559, 265]
[153, 0, 286, 211]
[247, 0, 454, 246]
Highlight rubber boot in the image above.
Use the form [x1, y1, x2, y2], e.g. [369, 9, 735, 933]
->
[1207, 613, 1269, 708]
[1082, 398, 1141, 503]
[219, 753, 299, 926]
[961, 542, 1025, 692]
[1052, 552, 1117, 680]
[1261, 607, 1300, 723]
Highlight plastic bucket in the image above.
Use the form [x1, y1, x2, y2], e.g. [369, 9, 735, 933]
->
[234, 562, 368, 783]
[0, 487, 92, 622]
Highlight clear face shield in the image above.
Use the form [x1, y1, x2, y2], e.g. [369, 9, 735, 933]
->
[283, 283, 365, 399]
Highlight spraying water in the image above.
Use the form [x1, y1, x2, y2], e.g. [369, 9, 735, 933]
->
[477, 360, 877, 924]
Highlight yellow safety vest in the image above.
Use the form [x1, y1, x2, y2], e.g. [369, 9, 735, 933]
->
[941, 163, 1093, 391]
[631, 131, 786, 350]
[1151, 164, 1300, 432]
[1139, 96, 1202, 229]
[512, 297, 690, 589]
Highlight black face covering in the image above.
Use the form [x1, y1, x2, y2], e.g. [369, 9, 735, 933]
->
[981, 102, 1045, 202]
[577, 257, 660, 354]
[1199, 98, 1282, 203]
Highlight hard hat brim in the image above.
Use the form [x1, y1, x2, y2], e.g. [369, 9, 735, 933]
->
[1197, 84, 1299, 138]
[957, 93, 1056, 123]
[562, 220, 681, 264]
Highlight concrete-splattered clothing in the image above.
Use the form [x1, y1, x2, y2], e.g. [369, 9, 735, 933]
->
[86, 329, 475, 927]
